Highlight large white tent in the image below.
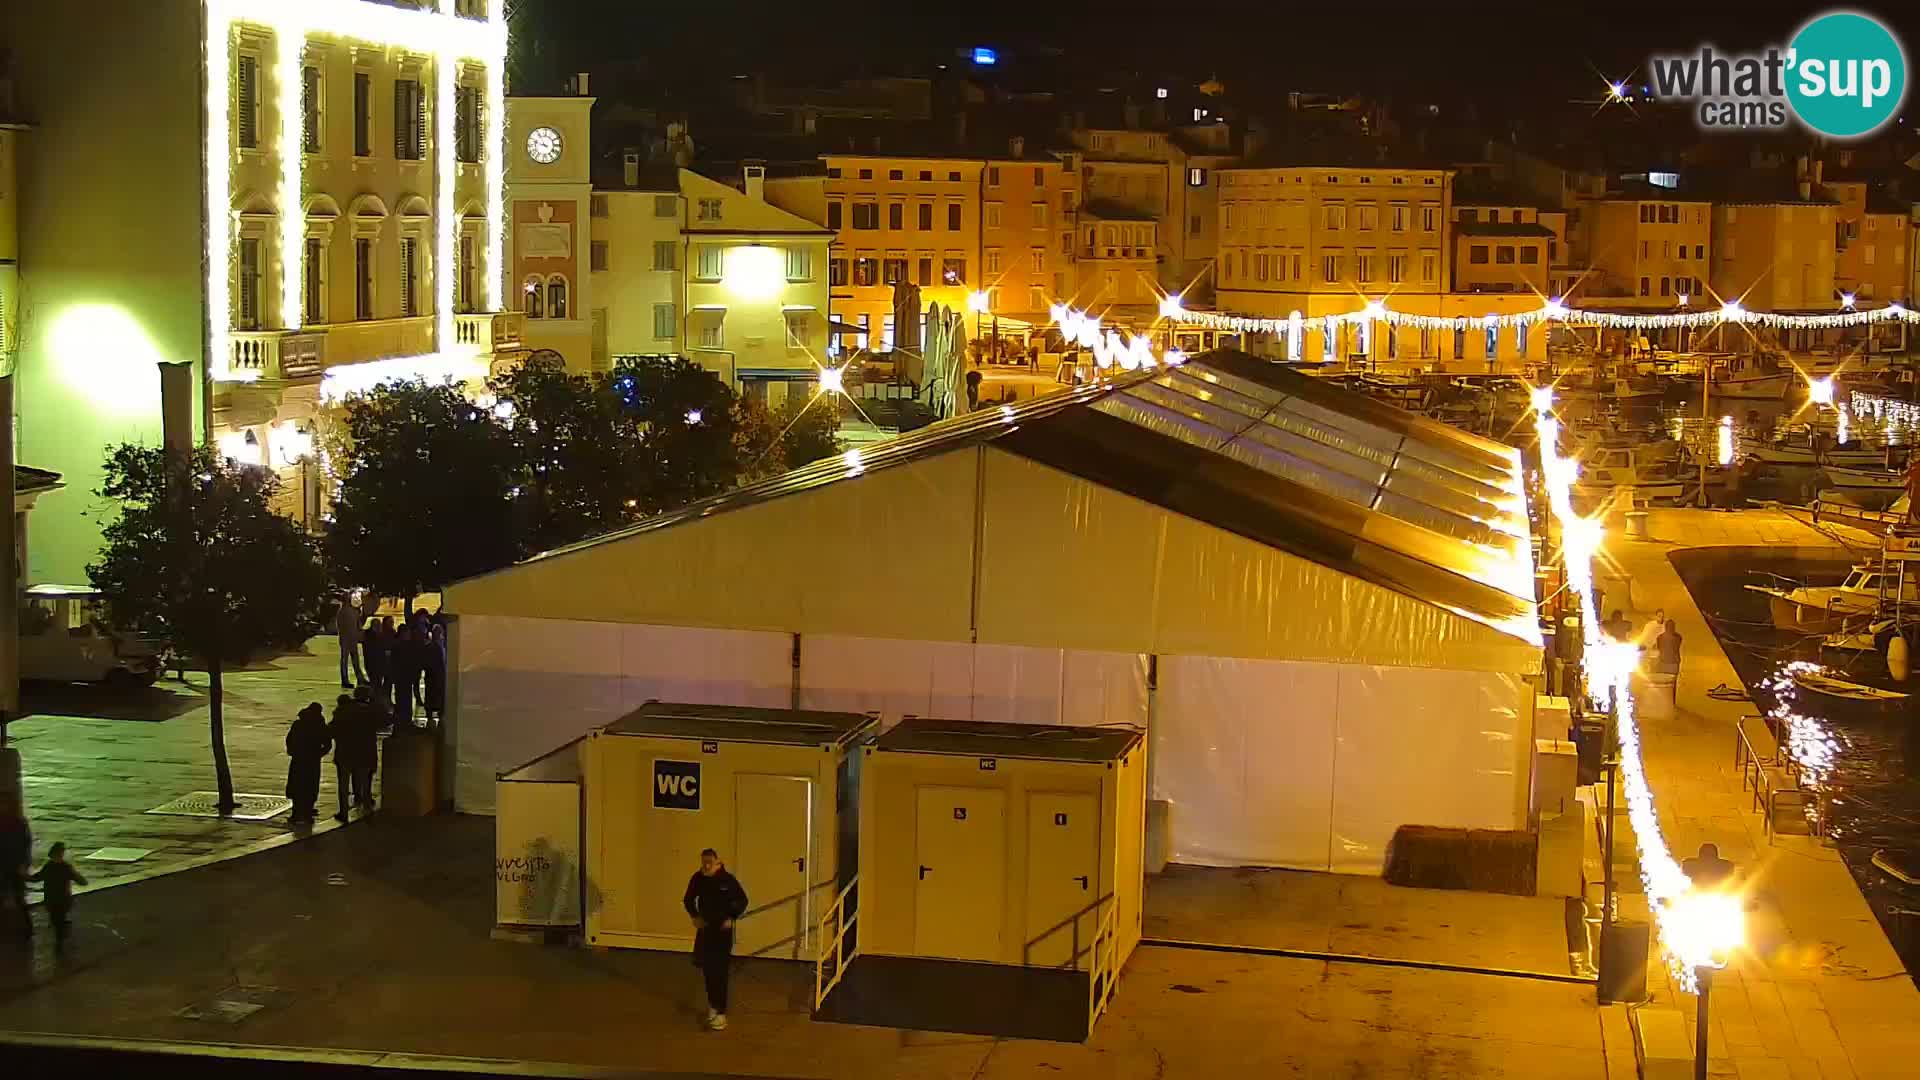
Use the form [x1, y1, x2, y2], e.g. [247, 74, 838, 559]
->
[445, 352, 1542, 874]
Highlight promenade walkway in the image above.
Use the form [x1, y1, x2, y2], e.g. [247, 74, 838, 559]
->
[1606, 508, 1920, 1079]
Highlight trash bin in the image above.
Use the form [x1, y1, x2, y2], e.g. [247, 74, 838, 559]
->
[1624, 510, 1649, 539]
[1598, 918, 1650, 1004]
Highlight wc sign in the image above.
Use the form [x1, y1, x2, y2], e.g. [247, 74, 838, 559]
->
[653, 759, 701, 810]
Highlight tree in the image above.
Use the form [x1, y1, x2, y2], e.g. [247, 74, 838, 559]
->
[88, 445, 329, 810]
[324, 380, 523, 606]
[734, 391, 844, 482]
[607, 356, 747, 511]
[490, 355, 657, 552]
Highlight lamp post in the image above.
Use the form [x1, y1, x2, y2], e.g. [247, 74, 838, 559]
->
[1666, 886, 1743, 1080]
[1694, 965, 1714, 1080]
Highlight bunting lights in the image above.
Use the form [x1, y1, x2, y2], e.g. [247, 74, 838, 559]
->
[1050, 304, 1184, 371]
[1532, 394, 1738, 992]
[1169, 296, 1915, 338]
[205, 0, 509, 382]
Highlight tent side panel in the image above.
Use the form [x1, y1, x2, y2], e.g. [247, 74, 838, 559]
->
[445, 452, 980, 640]
[454, 615, 790, 813]
[1327, 667, 1533, 875]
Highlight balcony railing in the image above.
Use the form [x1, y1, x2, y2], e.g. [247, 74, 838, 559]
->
[228, 330, 327, 380]
[455, 310, 526, 351]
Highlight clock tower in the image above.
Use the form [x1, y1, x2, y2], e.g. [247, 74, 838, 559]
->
[505, 81, 596, 368]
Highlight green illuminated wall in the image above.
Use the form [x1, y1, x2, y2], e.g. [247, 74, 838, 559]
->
[6, 1, 206, 585]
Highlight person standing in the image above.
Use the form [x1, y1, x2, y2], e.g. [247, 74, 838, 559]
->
[335, 594, 365, 689]
[285, 702, 332, 826]
[327, 694, 368, 822]
[1655, 619, 1684, 678]
[389, 623, 420, 729]
[363, 617, 392, 696]
[683, 848, 748, 1030]
[423, 623, 448, 724]
[28, 842, 87, 949]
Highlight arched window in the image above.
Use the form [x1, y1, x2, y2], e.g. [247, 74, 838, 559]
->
[546, 275, 569, 320]
[523, 276, 544, 319]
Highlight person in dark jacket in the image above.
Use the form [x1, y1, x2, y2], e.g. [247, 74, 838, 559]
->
[683, 848, 748, 1030]
[0, 807, 29, 940]
[285, 702, 332, 825]
[327, 694, 377, 821]
[423, 623, 448, 724]
[363, 617, 392, 694]
[28, 842, 87, 948]
[389, 623, 420, 729]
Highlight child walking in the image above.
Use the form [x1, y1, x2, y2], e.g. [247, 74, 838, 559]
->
[29, 842, 88, 948]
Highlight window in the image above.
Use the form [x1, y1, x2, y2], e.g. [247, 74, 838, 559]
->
[356, 239, 375, 319]
[236, 54, 260, 149]
[943, 257, 966, 284]
[653, 240, 675, 270]
[1495, 246, 1515, 264]
[1190, 214, 1202, 237]
[546, 277, 569, 320]
[1390, 204, 1407, 232]
[1323, 205, 1345, 230]
[987, 166, 1001, 187]
[948, 203, 962, 230]
[399, 238, 420, 317]
[920, 170, 933, 181]
[1694, 244, 1705, 259]
[1487, 209, 1501, 223]
[1459, 209, 1478, 223]
[858, 169, 873, 180]
[1659, 276, 1670, 295]
[394, 78, 425, 160]
[695, 244, 724, 281]
[826, 167, 841, 179]
[882, 256, 907, 284]
[1421, 206, 1438, 231]
[1639, 204, 1654, 223]
[1639, 276, 1650, 296]
[1662, 240, 1671, 258]
[917, 257, 933, 286]
[698, 316, 721, 348]
[828, 258, 848, 286]
[455, 85, 481, 163]
[888, 168, 903, 180]
[853, 256, 877, 286]
[827, 202, 843, 230]
[854, 314, 870, 349]
[458, 233, 475, 313]
[697, 198, 723, 222]
[918, 203, 933, 230]
[1388, 253, 1406, 283]
[301, 65, 322, 153]
[1188, 167, 1207, 187]
[1640, 240, 1650, 258]
[655, 195, 677, 217]
[985, 248, 1002, 274]
[785, 312, 811, 349]
[1470, 245, 1489, 265]
[590, 194, 609, 218]
[851, 203, 878, 230]
[787, 247, 813, 281]
[653, 302, 675, 340]
[948, 171, 961, 182]
[1321, 254, 1340, 282]
[1033, 202, 1049, 229]
[889, 203, 903, 230]
[985, 202, 1003, 228]
[1865, 244, 1877, 266]
[302, 238, 325, 323]
[353, 72, 372, 156]
[1030, 247, 1045, 273]
[590, 241, 608, 272]
[1421, 252, 1437, 282]
[1357, 205, 1378, 231]
[1520, 246, 1539, 264]
[1356, 253, 1374, 281]
[236, 237, 261, 329]
[1030, 286, 1046, 310]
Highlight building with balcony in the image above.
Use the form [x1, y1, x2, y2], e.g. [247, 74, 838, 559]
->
[1069, 127, 1232, 302]
[7, 0, 521, 580]
[1571, 190, 1712, 308]
[1450, 195, 1553, 297]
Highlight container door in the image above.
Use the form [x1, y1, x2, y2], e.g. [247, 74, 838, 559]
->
[732, 774, 813, 959]
[913, 785, 1006, 962]
[1023, 792, 1099, 969]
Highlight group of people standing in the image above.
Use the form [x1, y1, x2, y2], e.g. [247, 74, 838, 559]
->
[334, 595, 447, 729]
[284, 688, 382, 825]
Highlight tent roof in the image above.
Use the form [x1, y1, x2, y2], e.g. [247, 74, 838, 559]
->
[494, 350, 1537, 648]
[875, 717, 1142, 763]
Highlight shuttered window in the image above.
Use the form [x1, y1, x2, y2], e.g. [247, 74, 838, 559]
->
[455, 85, 480, 163]
[304, 239, 324, 323]
[236, 55, 259, 149]
[301, 66, 321, 153]
[399, 238, 419, 317]
[353, 72, 371, 156]
[394, 78, 425, 161]
[355, 239, 374, 320]
[459, 234, 476, 313]
[237, 238, 261, 329]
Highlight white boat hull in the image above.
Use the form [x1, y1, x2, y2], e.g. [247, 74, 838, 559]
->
[1712, 374, 1791, 399]
[1822, 466, 1906, 491]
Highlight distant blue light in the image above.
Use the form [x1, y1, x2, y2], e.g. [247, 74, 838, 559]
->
[972, 47, 997, 66]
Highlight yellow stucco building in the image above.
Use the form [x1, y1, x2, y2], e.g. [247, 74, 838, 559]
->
[1575, 192, 1712, 308]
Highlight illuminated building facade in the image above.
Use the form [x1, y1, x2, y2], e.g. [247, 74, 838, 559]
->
[6, 0, 519, 582]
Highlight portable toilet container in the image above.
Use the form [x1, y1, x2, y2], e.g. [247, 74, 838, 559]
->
[817, 717, 1146, 1042]
[583, 701, 876, 960]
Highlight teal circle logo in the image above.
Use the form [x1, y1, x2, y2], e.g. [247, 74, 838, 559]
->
[1786, 11, 1907, 138]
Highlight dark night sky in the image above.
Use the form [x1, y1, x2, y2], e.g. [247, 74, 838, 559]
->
[516, 0, 1920, 111]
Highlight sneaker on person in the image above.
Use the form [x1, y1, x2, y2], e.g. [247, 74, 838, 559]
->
[708, 1013, 727, 1031]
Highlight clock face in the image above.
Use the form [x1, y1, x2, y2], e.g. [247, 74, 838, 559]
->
[526, 126, 563, 165]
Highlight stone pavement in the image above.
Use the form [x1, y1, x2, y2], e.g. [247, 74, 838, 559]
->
[5, 638, 379, 896]
[1604, 508, 1920, 1079]
[0, 815, 1616, 1079]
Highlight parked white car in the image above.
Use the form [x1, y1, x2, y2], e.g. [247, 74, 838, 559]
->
[19, 584, 166, 686]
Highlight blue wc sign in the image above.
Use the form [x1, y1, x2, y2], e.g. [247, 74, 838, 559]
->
[653, 759, 701, 810]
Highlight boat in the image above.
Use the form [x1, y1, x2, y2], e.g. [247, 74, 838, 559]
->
[1709, 368, 1792, 400]
[1356, 374, 1436, 410]
[1791, 668, 1909, 703]
[1820, 465, 1908, 493]
[1872, 849, 1920, 887]
[1746, 562, 1920, 632]
[1740, 427, 1904, 468]
[1570, 442, 1695, 506]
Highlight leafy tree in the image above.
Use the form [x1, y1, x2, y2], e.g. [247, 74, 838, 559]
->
[489, 356, 658, 552]
[324, 380, 522, 607]
[88, 445, 329, 811]
[735, 391, 845, 482]
[607, 356, 746, 511]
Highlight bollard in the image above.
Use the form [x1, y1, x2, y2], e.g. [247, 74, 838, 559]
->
[1598, 918, 1651, 1003]
[1624, 510, 1650, 539]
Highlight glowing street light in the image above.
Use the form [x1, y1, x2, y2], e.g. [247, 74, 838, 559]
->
[1807, 376, 1835, 406]
[966, 290, 991, 314]
[817, 366, 846, 396]
[1665, 887, 1746, 1080]
[684, 409, 703, 424]
[1158, 293, 1185, 319]
[1529, 384, 1556, 415]
[1841, 292, 1857, 310]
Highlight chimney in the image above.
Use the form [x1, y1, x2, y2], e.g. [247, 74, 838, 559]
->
[622, 150, 640, 188]
[1009, 135, 1025, 158]
[743, 162, 766, 203]
[574, 71, 591, 97]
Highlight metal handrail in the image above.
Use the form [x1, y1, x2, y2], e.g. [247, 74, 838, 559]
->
[812, 876, 859, 1012]
[1085, 902, 1121, 1037]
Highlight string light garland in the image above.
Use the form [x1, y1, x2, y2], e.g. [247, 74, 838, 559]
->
[1050, 304, 1183, 371]
[1169, 297, 1916, 337]
[1532, 393, 1725, 992]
